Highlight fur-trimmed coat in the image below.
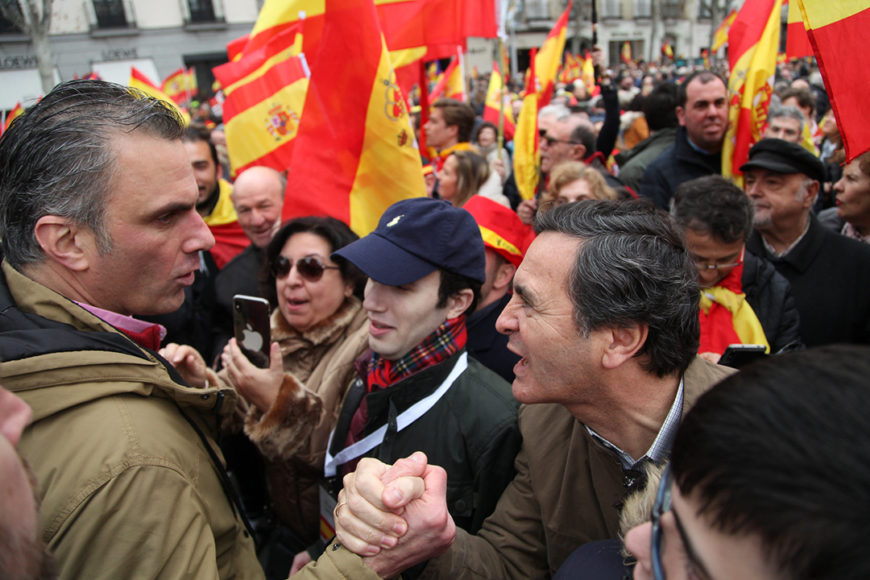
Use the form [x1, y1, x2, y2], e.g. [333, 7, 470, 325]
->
[225, 297, 370, 543]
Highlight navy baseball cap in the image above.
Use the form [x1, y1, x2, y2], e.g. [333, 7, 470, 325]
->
[333, 198, 486, 286]
[739, 138, 826, 183]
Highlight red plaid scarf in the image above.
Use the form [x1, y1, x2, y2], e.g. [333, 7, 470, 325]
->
[343, 316, 467, 454]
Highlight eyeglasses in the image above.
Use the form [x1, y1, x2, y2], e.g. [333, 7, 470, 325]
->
[271, 255, 339, 281]
[650, 463, 673, 580]
[693, 260, 742, 271]
[541, 134, 579, 147]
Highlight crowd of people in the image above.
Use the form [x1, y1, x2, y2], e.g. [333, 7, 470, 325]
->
[0, 48, 869, 580]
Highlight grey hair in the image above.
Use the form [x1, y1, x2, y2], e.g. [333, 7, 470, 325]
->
[768, 105, 806, 134]
[535, 200, 699, 377]
[538, 103, 571, 123]
[0, 79, 186, 268]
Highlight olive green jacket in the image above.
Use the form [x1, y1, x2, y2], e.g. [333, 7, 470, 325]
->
[0, 262, 263, 580]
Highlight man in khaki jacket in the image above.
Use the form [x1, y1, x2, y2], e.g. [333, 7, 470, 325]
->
[296, 201, 734, 578]
[0, 80, 263, 579]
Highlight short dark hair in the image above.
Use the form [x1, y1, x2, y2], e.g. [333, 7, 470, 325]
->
[672, 345, 870, 579]
[436, 269, 481, 316]
[671, 175, 753, 244]
[643, 83, 678, 132]
[677, 70, 726, 108]
[780, 86, 816, 114]
[535, 200, 699, 377]
[432, 98, 476, 143]
[473, 121, 498, 144]
[182, 123, 219, 167]
[263, 216, 366, 307]
[569, 119, 596, 158]
[0, 79, 186, 269]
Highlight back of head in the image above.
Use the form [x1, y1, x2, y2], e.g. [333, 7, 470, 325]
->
[568, 117, 597, 159]
[0, 79, 186, 269]
[643, 82, 678, 132]
[535, 200, 699, 376]
[432, 98, 475, 143]
[671, 175, 753, 243]
[450, 150, 490, 206]
[672, 345, 870, 579]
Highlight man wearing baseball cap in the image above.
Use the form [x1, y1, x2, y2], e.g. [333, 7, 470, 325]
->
[742, 138, 870, 346]
[463, 196, 534, 382]
[320, 197, 519, 546]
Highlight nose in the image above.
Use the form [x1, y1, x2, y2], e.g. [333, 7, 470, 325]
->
[744, 179, 761, 198]
[0, 386, 32, 448]
[185, 212, 215, 253]
[833, 176, 844, 193]
[362, 279, 383, 313]
[495, 294, 520, 336]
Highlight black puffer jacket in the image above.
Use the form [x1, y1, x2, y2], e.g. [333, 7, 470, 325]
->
[742, 251, 803, 353]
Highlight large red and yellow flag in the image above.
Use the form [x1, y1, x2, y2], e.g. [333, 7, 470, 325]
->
[535, 1, 571, 107]
[162, 67, 197, 104]
[514, 48, 539, 201]
[797, 0, 870, 161]
[243, 0, 326, 58]
[213, 30, 310, 175]
[281, 0, 424, 236]
[722, 0, 781, 181]
[711, 9, 737, 52]
[128, 67, 189, 122]
[785, 0, 812, 58]
[483, 61, 515, 141]
[0, 102, 23, 138]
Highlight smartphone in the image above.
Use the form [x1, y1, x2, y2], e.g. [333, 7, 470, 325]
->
[718, 344, 767, 369]
[232, 295, 272, 369]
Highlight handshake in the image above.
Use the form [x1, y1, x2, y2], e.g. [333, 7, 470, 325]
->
[333, 452, 457, 578]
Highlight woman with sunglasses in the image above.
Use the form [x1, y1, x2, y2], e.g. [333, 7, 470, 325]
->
[165, 216, 369, 565]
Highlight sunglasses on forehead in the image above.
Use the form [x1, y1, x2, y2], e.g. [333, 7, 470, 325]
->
[271, 255, 339, 282]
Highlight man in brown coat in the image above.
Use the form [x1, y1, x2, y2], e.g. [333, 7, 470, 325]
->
[294, 201, 733, 578]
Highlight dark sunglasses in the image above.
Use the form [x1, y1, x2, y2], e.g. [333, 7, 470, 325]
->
[541, 134, 579, 147]
[271, 255, 339, 281]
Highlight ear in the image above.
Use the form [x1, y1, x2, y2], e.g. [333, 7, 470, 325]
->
[445, 287, 474, 319]
[344, 281, 354, 298]
[803, 180, 820, 208]
[676, 106, 686, 127]
[570, 143, 587, 162]
[492, 262, 516, 292]
[33, 215, 93, 272]
[601, 323, 648, 370]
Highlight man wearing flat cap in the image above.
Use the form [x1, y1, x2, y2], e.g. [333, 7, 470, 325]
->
[318, 197, 519, 548]
[742, 138, 870, 346]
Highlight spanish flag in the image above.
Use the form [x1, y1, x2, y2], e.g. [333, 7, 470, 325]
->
[214, 35, 310, 175]
[281, 0, 424, 237]
[514, 48, 539, 201]
[711, 9, 737, 52]
[483, 61, 515, 141]
[785, 0, 812, 58]
[722, 0, 781, 181]
[1, 102, 23, 138]
[621, 41, 632, 64]
[227, 34, 250, 61]
[243, 0, 326, 59]
[162, 67, 197, 104]
[128, 67, 190, 123]
[534, 2, 571, 106]
[428, 52, 466, 102]
[581, 51, 596, 96]
[797, 0, 870, 162]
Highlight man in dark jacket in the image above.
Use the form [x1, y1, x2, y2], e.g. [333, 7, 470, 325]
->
[671, 175, 803, 356]
[325, 197, 519, 535]
[742, 139, 870, 346]
[639, 71, 728, 209]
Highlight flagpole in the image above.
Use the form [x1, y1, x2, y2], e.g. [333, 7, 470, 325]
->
[591, 0, 599, 83]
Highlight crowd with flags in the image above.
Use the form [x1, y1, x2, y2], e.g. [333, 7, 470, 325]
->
[3, 0, 870, 578]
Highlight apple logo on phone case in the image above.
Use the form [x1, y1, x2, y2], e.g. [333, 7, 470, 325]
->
[242, 323, 263, 352]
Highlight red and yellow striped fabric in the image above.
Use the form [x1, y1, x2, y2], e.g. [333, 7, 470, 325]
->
[280, 0, 424, 237]
[534, 1, 571, 107]
[483, 61, 515, 141]
[514, 48, 539, 201]
[797, 0, 870, 161]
